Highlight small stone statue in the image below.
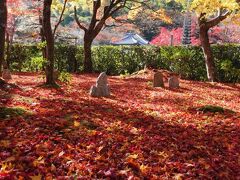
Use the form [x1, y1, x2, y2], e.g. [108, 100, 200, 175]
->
[90, 72, 110, 97]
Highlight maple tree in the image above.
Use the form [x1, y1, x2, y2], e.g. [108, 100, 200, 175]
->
[175, 0, 240, 82]
[207, 24, 240, 44]
[150, 17, 202, 46]
[225, 24, 240, 43]
[5, 0, 26, 68]
[24, 0, 47, 58]
[127, 3, 173, 40]
[20, 0, 72, 85]
[42, 0, 68, 85]
[151, 27, 183, 45]
[74, 0, 150, 72]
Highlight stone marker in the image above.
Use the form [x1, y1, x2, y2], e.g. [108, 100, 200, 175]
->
[90, 72, 110, 97]
[2, 68, 12, 81]
[153, 72, 164, 87]
[168, 76, 179, 88]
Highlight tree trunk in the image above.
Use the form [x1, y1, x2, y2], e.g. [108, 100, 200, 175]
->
[43, 0, 55, 85]
[45, 38, 55, 85]
[200, 26, 217, 82]
[6, 33, 10, 69]
[39, 15, 47, 60]
[83, 36, 93, 73]
[0, 0, 7, 74]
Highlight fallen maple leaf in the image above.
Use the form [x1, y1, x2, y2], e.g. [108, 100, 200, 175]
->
[58, 151, 65, 157]
[173, 173, 184, 180]
[30, 174, 42, 180]
[0, 140, 10, 148]
[130, 127, 139, 135]
[127, 154, 138, 159]
[33, 156, 45, 167]
[3, 156, 15, 162]
[140, 164, 149, 174]
[74, 120, 80, 127]
[0, 162, 14, 173]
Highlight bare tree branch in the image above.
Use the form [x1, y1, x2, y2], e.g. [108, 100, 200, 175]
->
[206, 10, 230, 28]
[89, 0, 101, 30]
[74, 6, 87, 32]
[53, 0, 68, 36]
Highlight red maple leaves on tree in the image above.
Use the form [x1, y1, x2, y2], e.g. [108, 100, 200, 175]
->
[150, 24, 240, 46]
[150, 27, 183, 46]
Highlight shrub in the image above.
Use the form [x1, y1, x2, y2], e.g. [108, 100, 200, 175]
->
[213, 44, 240, 82]
[55, 44, 80, 72]
[58, 71, 72, 84]
[8, 44, 240, 83]
[23, 56, 46, 72]
[160, 46, 206, 80]
[9, 44, 39, 72]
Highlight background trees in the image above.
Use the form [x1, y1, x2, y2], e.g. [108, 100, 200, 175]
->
[175, 0, 240, 82]
[74, 0, 125, 72]
[6, 0, 26, 68]
[127, 0, 183, 41]
[1, 0, 240, 83]
[0, 0, 7, 73]
[73, 0, 160, 72]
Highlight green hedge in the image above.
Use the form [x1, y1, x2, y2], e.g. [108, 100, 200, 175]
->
[8, 44, 240, 82]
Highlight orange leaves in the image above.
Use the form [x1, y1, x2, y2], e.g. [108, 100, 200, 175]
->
[29, 174, 42, 180]
[129, 127, 139, 135]
[125, 154, 150, 176]
[150, 9, 172, 24]
[73, 120, 80, 127]
[0, 140, 11, 148]
[0, 162, 14, 173]
[33, 156, 45, 167]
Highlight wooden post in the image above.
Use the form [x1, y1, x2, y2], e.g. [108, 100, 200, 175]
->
[170, 35, 174, 46]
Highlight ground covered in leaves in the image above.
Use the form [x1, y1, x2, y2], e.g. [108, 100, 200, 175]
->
[0, 71, 240, 179]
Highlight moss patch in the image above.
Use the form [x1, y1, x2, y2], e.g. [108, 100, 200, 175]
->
[0, 107, 26, 119]
[198, 105, 225, 113]
[80, 120, 98, 130]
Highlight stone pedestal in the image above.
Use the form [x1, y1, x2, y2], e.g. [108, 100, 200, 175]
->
[153, 72, 164, 87]
[169, 76, 179, 88]
[90, 72, 110, 97]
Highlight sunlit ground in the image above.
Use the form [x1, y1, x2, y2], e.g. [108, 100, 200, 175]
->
[0, 71, 239, 178]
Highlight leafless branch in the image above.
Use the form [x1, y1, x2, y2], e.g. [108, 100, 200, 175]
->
[206, 9, 230, 28]
[74, 6, 87, 32]
[53, 0, 68, 36]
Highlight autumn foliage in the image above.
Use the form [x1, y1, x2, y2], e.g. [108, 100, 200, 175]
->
[0, 71, 239, 178]
[151, 27, 183, 46]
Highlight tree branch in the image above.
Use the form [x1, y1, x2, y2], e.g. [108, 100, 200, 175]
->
[206, 10, 230, 28]
[74, 6, 87, 32]
[53, 0, 68, 36]
[108, 0, 126, 18]
[89, 0, 101, 31]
